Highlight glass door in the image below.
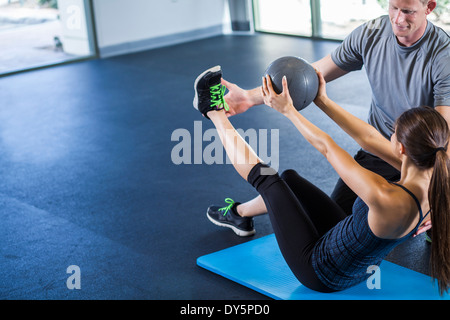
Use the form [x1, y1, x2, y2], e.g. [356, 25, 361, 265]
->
[0, 0, 97, 76]
[253, 0, 312, 37]
[320, 0, 386, 39]
[253, 0, 450, 40]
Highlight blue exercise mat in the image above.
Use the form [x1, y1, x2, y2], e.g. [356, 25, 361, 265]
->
[197, 234, 449, 300]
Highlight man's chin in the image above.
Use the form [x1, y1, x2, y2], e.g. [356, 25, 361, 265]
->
[392, 26, 411, 38]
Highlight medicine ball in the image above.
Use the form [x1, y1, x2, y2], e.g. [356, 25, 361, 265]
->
[264, 56, 319, 111]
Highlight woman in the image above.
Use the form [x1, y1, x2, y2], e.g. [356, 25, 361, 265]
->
[192, 66, 450, 294]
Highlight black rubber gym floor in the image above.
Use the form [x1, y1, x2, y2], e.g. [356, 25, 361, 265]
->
[0, 33, 431, 300]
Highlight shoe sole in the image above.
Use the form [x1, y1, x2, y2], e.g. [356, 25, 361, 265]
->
[193, 65, 221, 111]
[206, 211, 255, 237]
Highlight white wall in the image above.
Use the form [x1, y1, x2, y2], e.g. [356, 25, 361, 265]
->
[93, 0, 226, 57]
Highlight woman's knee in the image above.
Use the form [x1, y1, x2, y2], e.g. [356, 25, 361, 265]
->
[248, 163, 281, 192]
[280, 169, 302, 182]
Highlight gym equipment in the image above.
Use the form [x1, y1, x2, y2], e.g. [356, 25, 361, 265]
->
[197, 234, 449, 300]
[264, 56, 319, 111]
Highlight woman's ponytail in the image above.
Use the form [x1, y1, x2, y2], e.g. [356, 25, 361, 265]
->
[429, 148, 450, 295]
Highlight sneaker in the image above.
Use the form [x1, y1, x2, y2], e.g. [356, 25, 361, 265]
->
[425, 229, 432, 243]
[193, 66, 229, 119]
[206, 198, 255, 237]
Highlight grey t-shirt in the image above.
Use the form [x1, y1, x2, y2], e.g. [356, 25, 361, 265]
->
[331, 15, 450, 139]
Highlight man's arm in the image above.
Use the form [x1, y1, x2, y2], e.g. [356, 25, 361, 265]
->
[436, 106, 450, 125]
[221, 78, 264, 117]
[311, 54, 349, 82]
[436, 105, 450, 156]
[223, 54, 349, 116]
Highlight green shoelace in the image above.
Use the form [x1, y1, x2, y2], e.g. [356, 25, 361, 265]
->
[210, 83, 229, 112]
[218, 198, 235, 216]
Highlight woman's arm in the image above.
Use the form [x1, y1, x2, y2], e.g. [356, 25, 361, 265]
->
[261, 75, 391, 205]
[313, 71, 402, 171]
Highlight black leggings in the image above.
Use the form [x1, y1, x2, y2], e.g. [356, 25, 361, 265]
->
[248, 163, 347, 293]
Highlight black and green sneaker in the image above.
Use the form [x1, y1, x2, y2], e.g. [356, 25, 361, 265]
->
[425, 229, 432, 243]
[193, 66, 228, 119]
[207, 198, 255, 237]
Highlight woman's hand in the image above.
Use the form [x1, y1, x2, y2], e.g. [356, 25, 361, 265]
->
[261, 75, 296, 116]
[313, 69, 328, 106]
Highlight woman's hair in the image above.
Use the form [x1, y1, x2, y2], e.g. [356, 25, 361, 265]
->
[395, 106, 450, 295]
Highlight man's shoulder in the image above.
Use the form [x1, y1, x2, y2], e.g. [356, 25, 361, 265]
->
[427, 21, 450, 52]
[345, 15, 392, 48]
[428, 21, 450, 42]
[359, 15, 392, 37]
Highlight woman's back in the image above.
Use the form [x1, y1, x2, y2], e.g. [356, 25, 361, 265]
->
[311, 183, 429, 291]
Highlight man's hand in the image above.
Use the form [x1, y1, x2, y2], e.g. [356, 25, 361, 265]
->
[221, 78, 261, 117]
[413, 220, 432, 238]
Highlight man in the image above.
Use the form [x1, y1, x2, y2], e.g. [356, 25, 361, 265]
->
[206, 0, 450, 237]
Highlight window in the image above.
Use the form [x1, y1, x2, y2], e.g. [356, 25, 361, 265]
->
[431, 0, 450, 34]
[253, 0, 312, 37]
[320, 0, 386, 39]
[0, 0, 97, 76]
[253, 0, 450, 40]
